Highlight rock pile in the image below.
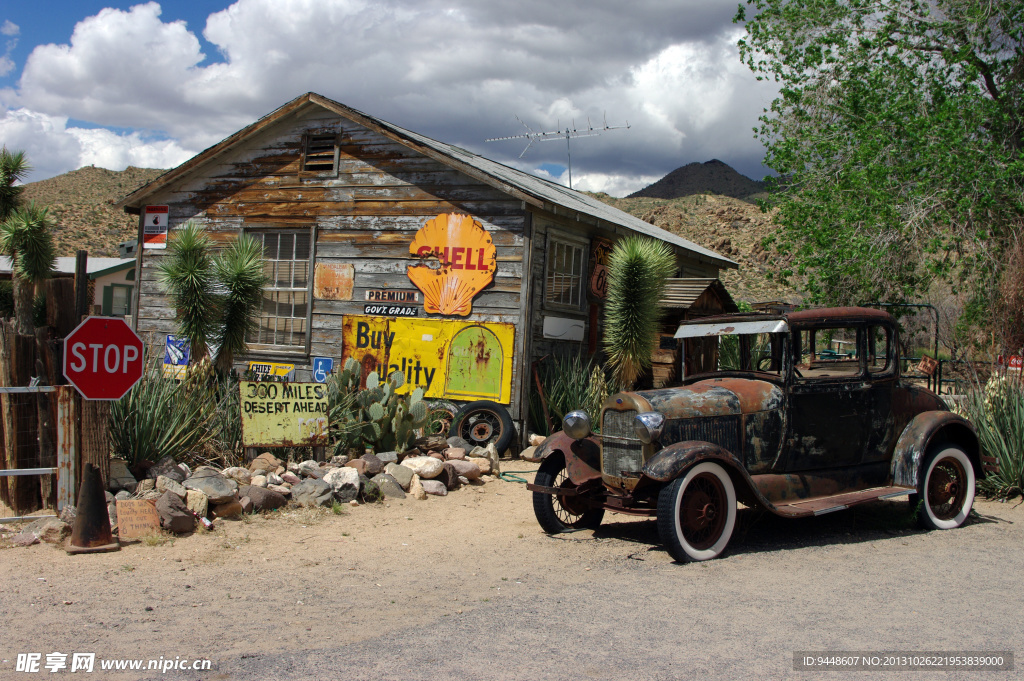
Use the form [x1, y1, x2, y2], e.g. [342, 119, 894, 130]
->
[97, 437, 501, 536]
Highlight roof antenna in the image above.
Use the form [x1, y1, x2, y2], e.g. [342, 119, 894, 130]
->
[486, 113, 630, 189]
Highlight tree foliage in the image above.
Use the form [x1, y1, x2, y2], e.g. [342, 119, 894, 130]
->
[158, 221, 268, 371]
[736, 0, 1024, 308]
[0, 147, 29, 223]
[0, 203, 56, 335]
[603, 235, 676, 390]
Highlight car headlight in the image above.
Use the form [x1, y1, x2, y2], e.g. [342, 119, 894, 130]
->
[562, 410, 591, 440]
[634, 412, 665, 444]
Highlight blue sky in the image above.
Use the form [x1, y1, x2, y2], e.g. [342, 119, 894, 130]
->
[0, 1, 777, 193]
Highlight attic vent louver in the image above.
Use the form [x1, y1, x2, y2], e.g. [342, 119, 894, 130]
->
[303, 133, 339, 172]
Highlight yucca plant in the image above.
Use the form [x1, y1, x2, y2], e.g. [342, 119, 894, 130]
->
[0, 203, 56, 335]
[109, 355, 216, 466]
[966, 375, 1024, 499]
[602, 235, 676, 390]
[159, 221, 218, 362]
[0, 147, 28, 222]
[213, 234, 267, 373]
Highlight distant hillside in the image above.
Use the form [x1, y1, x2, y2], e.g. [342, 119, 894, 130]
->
[21, 166, 166, 257]
[591, 191, 800, 304]
[629, 159, 766, 201]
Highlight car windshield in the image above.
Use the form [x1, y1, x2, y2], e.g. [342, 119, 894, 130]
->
[675, 322, 787, 379]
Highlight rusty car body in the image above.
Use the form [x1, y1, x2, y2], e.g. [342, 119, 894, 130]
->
[528, 307, 982, 562]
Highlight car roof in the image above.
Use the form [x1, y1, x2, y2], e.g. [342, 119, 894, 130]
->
[677, 306, 894, 329]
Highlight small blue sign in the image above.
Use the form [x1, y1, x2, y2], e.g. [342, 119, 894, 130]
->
[164, 335, 190, 366]
[312, 357, 334, 383]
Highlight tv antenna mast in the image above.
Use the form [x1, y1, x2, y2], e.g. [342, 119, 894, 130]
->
[486, 114, 630, 189]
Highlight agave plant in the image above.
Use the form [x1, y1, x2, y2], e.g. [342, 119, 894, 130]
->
[602, 235, 676, 390]
[967, 375, 1024, 500]
[0, 203, 56, 335]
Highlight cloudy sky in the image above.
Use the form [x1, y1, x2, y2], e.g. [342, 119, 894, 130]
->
[0, 0, 777, 196]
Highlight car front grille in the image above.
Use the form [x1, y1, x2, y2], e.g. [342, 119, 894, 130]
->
[601, 408, 644, 477]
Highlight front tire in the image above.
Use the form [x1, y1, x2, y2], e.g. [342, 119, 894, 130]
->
[532, 453, 604, 534]
[657, 461, 736, 562]
[918, 445, 975, 530]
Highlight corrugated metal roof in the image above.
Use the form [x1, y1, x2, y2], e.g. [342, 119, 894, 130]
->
[1, 256, 134, 279]
[118, 93, 737, 270]
[660, 278, 738, 312]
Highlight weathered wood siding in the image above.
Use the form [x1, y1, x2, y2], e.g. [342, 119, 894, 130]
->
[135, 106, 529, 417]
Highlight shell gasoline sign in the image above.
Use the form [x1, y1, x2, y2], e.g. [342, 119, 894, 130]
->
[406, 213, 496, 316]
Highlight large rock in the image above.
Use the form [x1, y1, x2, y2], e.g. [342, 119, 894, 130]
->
[409, 474, 427, 500]
[359, 474, 382, 503]
[156, 475, 187, 499]
[296, 460, 323, 478]
[447, 436, 472, 451]
[528, 433, 546, 447]
[248, 452, 283, 474]
[401, 456, 443, 479]
[371, 473, 406, 499]
[146, 456, 187, 483]
[420, 479, 447, 496]
[186, 489, 209, 518]
[211, 499, 243, 519]
[135, 478, 156, 494]
[323, 467, 360, 503]
[108, 458, 138, 492]
[519, 445, 541, 463]
[468, 457, 492, 475]
[155, 491, 195, 533]
[376, 451, 399, 465]
[267, 483, 292, 497]
[436, 462, 461, 490]
[384, 463, 414, 490]
[250, 475, 268, 488]
[344, 459, 367, 475]
[291, 479, 333, 507]
[266, 472, 284, 486]
[360, 453, 385, 476]
[444, 447, 466, 460]
[238, 485, 287, 511]
[222, 467, 252, 485]
[281, 472, 301, 485]
[183, 467, 238, 504]
[448, 459, 482, 481]
[21, 517, 71, 544]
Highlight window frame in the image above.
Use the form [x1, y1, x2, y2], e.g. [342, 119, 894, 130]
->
[244, 227, 316, 356]
[791, 324, 866, 383]
[543, 231, 589, 311]
[102, 283, 134, 317]
[301, 132, 341, 176]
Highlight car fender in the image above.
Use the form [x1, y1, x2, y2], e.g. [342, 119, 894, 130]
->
[890, 410, 981, 487]
[641, 440, 769, 509]
[535, 431, 602, 485]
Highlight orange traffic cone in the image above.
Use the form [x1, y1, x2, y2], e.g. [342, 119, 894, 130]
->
[66, 463, 120, 554]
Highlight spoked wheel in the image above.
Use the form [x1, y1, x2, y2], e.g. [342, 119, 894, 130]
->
[657, 461, 736, 562]
[532, 453, 604, 534]
[918, 445, 975, 530]
[452, 400, 514, 453]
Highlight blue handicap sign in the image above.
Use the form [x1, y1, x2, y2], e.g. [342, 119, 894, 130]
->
[312, 357, 334, 383]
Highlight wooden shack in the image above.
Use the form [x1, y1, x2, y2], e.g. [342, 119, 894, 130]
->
[117, 92, 736, 449]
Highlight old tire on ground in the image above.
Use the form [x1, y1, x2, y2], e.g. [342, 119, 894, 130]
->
[918, 444, 975, 530]
[532, 452, 604, 534]
[452, 400, 514, 453]
[657, 461, 736, 562]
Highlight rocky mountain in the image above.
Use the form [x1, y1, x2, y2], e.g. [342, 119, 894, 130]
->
[629, 159, 766, 201]
[20, 166, 166, 257]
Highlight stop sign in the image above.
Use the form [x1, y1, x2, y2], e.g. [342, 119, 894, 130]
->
[63, 317, 145, 400]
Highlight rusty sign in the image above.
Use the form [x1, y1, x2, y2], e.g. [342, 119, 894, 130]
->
[240, 381, 329, 447]
[917, 355, 939, 377]
[341, 315, 515, 403]
[406, 213, 496, 316]
[589, 238, 612, 299]
[313, 262, 354, 300]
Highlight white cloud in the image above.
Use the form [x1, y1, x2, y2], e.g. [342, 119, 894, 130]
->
[1, 20, 18, 37]
[0, 20, 18, 77]
[6, 0, 775, 192]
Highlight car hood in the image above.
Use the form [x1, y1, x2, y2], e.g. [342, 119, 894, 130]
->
[634, 377, 783, 418]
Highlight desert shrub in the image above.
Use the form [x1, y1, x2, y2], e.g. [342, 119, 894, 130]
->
[529, 354, 611, 436]
[966, 375, 1024, 499]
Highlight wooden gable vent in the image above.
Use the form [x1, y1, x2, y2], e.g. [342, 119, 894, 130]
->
[303, 133, 339, 172]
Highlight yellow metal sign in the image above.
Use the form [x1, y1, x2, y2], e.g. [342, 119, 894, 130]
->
[341, 315, 515, 403]
[240, 381, 329, 447]
[247, 361, 295, 381]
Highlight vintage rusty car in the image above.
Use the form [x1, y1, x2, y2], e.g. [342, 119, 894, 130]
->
[528, 307, 981, 562]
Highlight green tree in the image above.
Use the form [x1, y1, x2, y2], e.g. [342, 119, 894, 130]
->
[603, 235, 676, 390]
[0, 147, 29, 222]
[736, 0, 1024, 307]
[159, 221, 267, 373]
[0, 203, 56, 335]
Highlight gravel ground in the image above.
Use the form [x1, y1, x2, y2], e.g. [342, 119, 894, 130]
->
[1, 463, 1020, 680]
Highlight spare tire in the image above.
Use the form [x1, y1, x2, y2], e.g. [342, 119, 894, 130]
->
[451, 400, 515, 454]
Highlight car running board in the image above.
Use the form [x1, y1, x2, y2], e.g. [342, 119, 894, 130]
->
[772, 486, 915, 518]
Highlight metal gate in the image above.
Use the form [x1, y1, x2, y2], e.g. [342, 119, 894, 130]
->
[0, 385, 76, 522]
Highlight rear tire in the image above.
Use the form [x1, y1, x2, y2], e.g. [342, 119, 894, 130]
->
[657, 461, 736, 562]
[918, 445, 975, 530]
[532, 453, 604, 534]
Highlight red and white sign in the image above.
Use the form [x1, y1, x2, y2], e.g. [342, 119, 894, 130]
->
[142, 205, 169, 249]
[1009, 355, 1023, 374]
[63, 317, 145, 400]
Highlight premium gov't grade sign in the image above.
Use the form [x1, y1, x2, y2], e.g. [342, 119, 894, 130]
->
[63, 316, 145, 400]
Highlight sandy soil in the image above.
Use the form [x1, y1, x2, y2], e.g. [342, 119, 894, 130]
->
[0, 465, 1021, 680]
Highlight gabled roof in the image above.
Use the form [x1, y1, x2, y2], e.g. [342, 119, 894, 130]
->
[118, 92, 736, 270]
[660, 278, 738, 313]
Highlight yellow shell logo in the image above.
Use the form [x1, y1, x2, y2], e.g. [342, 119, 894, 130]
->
[407, 213, 496, 316]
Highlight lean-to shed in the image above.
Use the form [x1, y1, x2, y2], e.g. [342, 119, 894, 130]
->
[117, 92, 736, 450]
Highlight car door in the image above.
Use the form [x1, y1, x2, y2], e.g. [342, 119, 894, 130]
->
[783, 324, 872, 471]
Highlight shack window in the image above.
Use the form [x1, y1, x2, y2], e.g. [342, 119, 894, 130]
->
[303, 133, 339, 173]
[246, 231, 312, 351]
[545, 234, 586, 308]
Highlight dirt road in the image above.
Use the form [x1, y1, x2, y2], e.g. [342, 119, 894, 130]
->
[1, 464, 1020, 680]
